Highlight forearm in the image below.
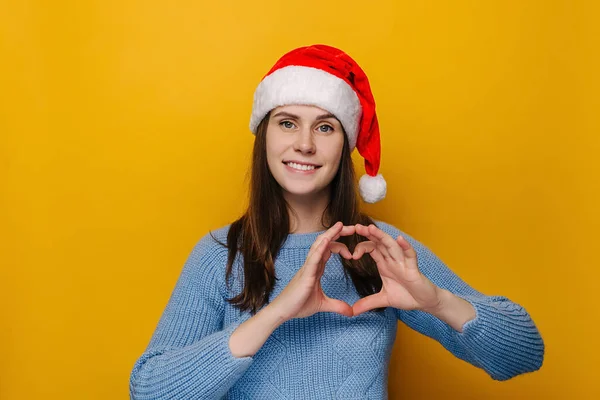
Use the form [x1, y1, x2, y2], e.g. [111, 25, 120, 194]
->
[229, 304, 286, 358]
[424, 288, 476, 332]
[398, 291, 544, 380]
[382, 222, 544, 380]
[130, 324, 253, 399]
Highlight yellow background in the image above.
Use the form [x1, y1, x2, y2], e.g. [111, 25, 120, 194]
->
[1, 0, 598, 398]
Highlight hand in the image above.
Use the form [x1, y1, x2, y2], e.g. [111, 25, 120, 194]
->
[351, 224, 443, 316]
[269, 221, 356, 322]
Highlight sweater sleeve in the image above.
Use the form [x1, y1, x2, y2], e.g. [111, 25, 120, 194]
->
[129, 232, 253, 399]
[376, 221, 545, 381]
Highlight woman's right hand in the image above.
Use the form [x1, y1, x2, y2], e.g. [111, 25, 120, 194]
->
[229, 221, 356, 358]
[269, 221, 356, 322]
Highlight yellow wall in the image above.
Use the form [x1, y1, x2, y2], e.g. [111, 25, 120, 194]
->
[1, 0, 598, 398]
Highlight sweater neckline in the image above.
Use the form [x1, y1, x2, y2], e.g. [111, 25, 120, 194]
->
[280, 229, 327, 249]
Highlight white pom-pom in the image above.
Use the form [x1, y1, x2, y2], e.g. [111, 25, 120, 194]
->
[359, 174, 387, 203]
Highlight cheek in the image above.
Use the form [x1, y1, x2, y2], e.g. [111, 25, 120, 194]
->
[265, 132, 279, 160]
[265, 132, 290, 175]
[266, 128, 287, 155]
[327, 136, 345, 166]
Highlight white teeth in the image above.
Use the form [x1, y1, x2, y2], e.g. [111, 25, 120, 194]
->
[286, 162, 316, 171]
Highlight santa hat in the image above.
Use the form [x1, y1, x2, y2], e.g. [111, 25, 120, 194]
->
[249, 44, 387, 203]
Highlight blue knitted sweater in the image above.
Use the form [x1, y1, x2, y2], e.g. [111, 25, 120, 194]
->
[129, 221, 544, 399]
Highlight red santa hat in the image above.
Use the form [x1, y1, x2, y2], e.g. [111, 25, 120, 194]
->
[249, 44, 387, 203]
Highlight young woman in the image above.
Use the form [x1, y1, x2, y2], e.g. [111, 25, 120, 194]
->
[129, 45, 544, 399]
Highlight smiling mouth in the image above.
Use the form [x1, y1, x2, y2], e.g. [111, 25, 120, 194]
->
[283, 161, 322, 171]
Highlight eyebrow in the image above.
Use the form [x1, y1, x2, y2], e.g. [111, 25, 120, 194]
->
[272, 111, 337, 121]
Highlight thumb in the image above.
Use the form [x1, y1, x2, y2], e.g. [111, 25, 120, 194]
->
[320, 297, 354, 317]
[352, 293, 388, 316]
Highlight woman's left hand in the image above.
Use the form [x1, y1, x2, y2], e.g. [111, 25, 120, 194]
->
[350, 224, 443, 316]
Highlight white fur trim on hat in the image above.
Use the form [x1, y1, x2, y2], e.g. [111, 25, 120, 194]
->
[249, 66, 361, 150]
[359, 173, 387, 203]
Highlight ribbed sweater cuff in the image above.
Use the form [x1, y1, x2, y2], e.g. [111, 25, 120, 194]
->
[131, 322, 253, 399]
[452, 294, 545, 380]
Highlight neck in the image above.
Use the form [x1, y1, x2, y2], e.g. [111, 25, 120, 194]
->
[284, 190, 331, 234]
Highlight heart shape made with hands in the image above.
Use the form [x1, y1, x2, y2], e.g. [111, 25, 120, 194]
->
[325, 222, 440, 317]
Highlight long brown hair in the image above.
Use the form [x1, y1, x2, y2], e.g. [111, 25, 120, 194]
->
[212, 112, 382, 315]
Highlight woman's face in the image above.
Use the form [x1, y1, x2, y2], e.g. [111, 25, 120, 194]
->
[266, 105, 345, 201]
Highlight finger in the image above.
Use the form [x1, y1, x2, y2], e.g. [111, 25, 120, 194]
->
[333, 224, 356, 241]
[328, 242, 353, 259]
[323, 221, 343, 241]
[361, 224, 406, 262]
[355, 223, 369, 236]
[396, 235, 417, 261]
[352, 241, 386, 263]
[305, 237, 330, 275]
[355, 223, 385, 248]
[308, 222, 354, 260]
[321, 297, 354, 317]
[353, 226, 393, 260]
[352, 293, 388, 316]
[307, 223, 340, 259]
[355, 223, 393, 247]
[327, 222, 355, 243]
[316, 246, 332, 276]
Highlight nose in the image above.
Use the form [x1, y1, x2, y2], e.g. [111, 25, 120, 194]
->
[293, 127, 316, 154]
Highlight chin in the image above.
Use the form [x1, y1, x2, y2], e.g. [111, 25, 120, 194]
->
[282, 184, 330, 199]
[283, 187, 318, 197]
